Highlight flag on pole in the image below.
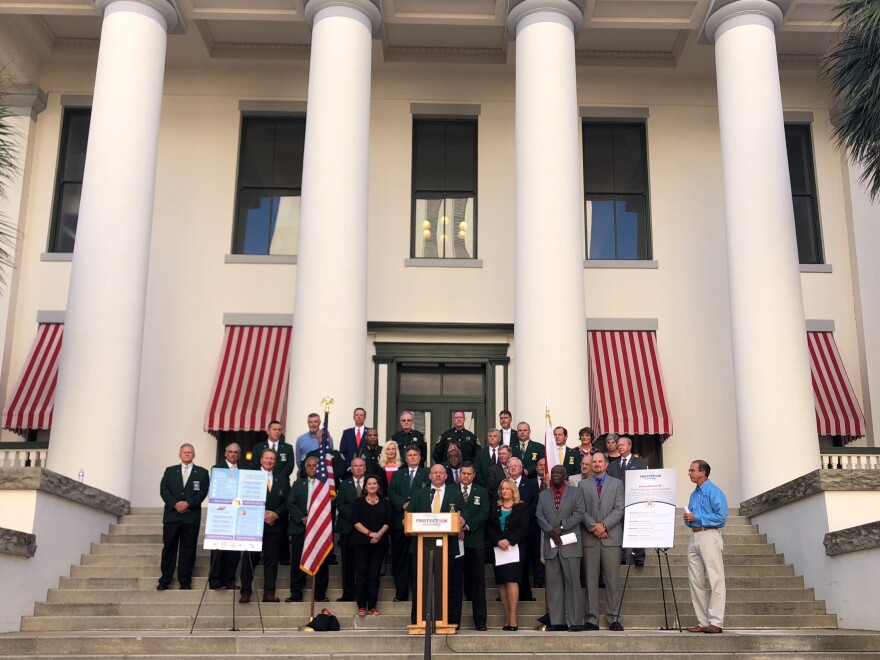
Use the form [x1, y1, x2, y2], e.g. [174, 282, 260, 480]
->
[544, 405, 559, 473]
[300, 410, 336, 576]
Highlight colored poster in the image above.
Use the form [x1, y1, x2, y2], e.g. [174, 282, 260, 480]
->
[622, 468, 677, 549]
[204, 468, 268, 551]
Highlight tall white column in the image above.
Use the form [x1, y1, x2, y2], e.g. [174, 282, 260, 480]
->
[508, 0, 590, 435]
[706, 0, 818, 498]
[48, 0, 178, 498]
[287, 0, 379, 434]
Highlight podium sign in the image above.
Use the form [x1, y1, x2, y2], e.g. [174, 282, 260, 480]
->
[405, 512, 460, 635]
[622, 468, 677, 549]
[204, 468, 268, 551]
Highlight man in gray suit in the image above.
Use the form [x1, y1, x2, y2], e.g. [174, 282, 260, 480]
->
[580, 452, 625, 631]
[537, 464, 585, 631]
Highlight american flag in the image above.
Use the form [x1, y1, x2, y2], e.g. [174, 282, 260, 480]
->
[300, 411, 336, 576]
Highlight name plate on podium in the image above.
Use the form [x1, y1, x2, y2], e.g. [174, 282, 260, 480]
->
[405, 512, 459, 534]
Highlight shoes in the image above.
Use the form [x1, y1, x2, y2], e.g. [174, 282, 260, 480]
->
[284, 595, 303, 603]
[583, 622, 600, 631]
[224, 583, 239, 590]
[634, 561, 645, 567]
[537, 614, 551, 626]
[209, 584, 226, 591]
[262, 594, 280, 603]
[337, 596, 354, 602]
[156, 583, 168, 591]
[609, 622, 624, 632]
[316, 597, 329, 603]
[179, 584, 192, 590]
[502, 625, 518, 631]
[704, 625, 723, 634]
[476, 626, 487, 631]
[620, 559, 627, 565]
[357, 608, 366, 617]
[547, 624, 567, 632]
[568, 625, 584, 632]
[393, 597, 404, 602]
[369, 608, 380, 616]
[496, 596, 502, 601]
[687, 626, 706, 633]
[239, 593, 251, 604]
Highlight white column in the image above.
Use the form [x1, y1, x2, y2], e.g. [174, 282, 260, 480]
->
[844, 159, 880, 445]
[706, 0, 818, 498]
[0, 88, 46, 409]
[508, 0, 590, 435]
[48, 0, 179, 497]
[286, 0, 379, 433]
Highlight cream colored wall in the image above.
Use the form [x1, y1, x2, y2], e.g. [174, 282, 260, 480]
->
[1, 64, 865, 505]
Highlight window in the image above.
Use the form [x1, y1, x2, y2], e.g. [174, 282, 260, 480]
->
[232, 116, 305, 255]
[583, 122, 651, 260]
[785, 124, 823, 265]
[411, 119, 477, 259]
[48, 108, 91, 253]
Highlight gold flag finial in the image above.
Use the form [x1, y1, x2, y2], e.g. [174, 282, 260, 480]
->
[321, 396, 335, 413]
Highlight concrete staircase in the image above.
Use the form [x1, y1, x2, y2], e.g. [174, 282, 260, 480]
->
[3, 507, 880, 658]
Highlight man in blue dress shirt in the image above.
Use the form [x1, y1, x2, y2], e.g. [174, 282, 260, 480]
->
[683, 459, 728, 634]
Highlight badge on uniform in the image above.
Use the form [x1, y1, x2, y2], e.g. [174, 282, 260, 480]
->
[280, 454, 287, 462]
[531, 452, 538, 461]
[474, 496, 481, 505]
[192, 481, 201, 491]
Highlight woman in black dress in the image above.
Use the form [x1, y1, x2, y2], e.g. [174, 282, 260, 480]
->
[487, 478, 530, 630]
[351, 474, 392, 616]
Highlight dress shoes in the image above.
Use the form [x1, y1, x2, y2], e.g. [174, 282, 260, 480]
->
[547, 624, 568, 632]
[315, 597, 330, 603]
[502, 625, 518, 631]
[239, 593, 251, 604]
[568, 625, 584, 632]
[224, 583, 239, 590]
[337, 596, 355, 602]
[609, 622, 624, 632]
[475, 626, 487, 631]
[537, 613, 551, 626]
[583, 622, 600, 631]
[209, 584, 226, 591]
[634, 561, 645, 567]
[156, 583, 168, 591]
[704, 625, 723, 634]
[262, 594, 280, 603]
[687, 626, 706, 633]
[393, 597, 404, 602]
[284, 595, 303, 602]
[179, 584, 192, 590]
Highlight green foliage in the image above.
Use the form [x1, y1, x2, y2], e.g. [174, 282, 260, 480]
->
[0, 104, 19, 288]
[822, 0, 880, 200]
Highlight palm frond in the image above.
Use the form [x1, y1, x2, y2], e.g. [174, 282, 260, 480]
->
[0, 105, 21, 289]
[822, 0, 880, 201]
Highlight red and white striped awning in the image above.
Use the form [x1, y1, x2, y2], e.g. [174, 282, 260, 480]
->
[204, 325, 292, 432]
[588, 330, 673, 438]
[2, 323, 63, 433]
[808, 332, 865, 440]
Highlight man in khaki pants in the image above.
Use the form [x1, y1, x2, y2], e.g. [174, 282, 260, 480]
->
[683, 459, 728, 634]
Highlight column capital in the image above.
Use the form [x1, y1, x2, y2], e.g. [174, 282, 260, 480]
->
[95, 0, 184, 35]
[507, 0, 586, 36]
[704, 0, 784, 44]
[1, 85, 47, 120]
[304, 0, 382, 35]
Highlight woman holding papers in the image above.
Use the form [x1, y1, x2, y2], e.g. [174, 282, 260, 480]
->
[351, 475, 392, 616]
[487, 478, 530, 630]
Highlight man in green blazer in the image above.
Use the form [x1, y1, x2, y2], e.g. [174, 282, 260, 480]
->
[474, 428, 503, 488]
[512, 421, 546, 479]
[455, 461, 489, 630]
[158, 443, 210, 590]
[286, 456, 330, 602]
[239, 448, 289, 603]
[334, 457, 366, 601]
[250, 420, 295, 482]
[388, 444, 429, 601]
[551, 426, 581, 477]
[407, 463, 466, 625]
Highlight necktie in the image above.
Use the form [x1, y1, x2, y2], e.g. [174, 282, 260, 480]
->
[491, 448, 496, 464]
[356, 428, 362, 447]
[454, 470, 460, 484]
[432, 488, 441, 513]
[356, 479, 362, 497]
[462, 485, 469, 500]
[596, 477, 603, 498]
[558, 446, 565, 463]
[267, 475, 273, 492]
[182, 465, 189, 485]
[409, 469, 415, 485]
[621, 457, 628, 470]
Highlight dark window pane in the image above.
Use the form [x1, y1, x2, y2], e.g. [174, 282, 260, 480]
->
[586, 197, 616, 259]
[61, 112, 90, 181]
[793, 195, 822, 264]
[273, 119, 305, 188]
[444, 122, 476, 192]
[399, 372, 443, 396]
[239, 119, 276, 187]
[235, 189, 299, 256]
[583, 124, 614, 193]
[413, 122, 447, 191]
[53, 183, 81, 253]
[785, 125, 812, 195]
[615, 197, 648, 259]
[442, 372, 483, 397]
[612, 124, 646, 194]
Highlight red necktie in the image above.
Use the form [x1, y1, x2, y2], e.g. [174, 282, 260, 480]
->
[356, 428, 362, 447]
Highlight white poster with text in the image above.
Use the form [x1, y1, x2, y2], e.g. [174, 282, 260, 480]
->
[622, 468, 677, 549]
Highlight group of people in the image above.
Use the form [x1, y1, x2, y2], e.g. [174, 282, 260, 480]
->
[157, 409, 728, 633]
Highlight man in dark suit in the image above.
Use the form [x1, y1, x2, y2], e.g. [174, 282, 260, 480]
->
[388, 444, 428, 601]
[580, 452, 625, 630]
[512, 421, 545, 479]
[354, 427, 383, 483]
[250, 420, 295, 483]
[507, 456, 539, 601]
[455, 461, 489, 630]
[606, 435, 647, 566]
[338, 407, 368, 473]
[487, 444, 512, 497]
[158, 443, 210, 591]
[551, 426, 581, 477]
[444, 443, 464, 485]
[285, 455, 330, 602]
[433, 410, 480, 464]
[537, 464, 585, 631]
[239, 447, 289, 603]
[408, 463, 466, 625]
[209, 442, 244, 590]
[498, 410, 515, 447]
[391, 411, 428, 467]
[474, 428, 502, 488]
[334, 457, 366, 602]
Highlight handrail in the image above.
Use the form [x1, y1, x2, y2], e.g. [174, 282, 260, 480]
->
[820, 448, 880, 470]
[0, 442, 49, 468]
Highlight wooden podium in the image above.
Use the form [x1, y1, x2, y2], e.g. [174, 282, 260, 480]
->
[404, 511, 461, 635]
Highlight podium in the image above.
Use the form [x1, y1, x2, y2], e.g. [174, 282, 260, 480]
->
[404, 511, 461, 635]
